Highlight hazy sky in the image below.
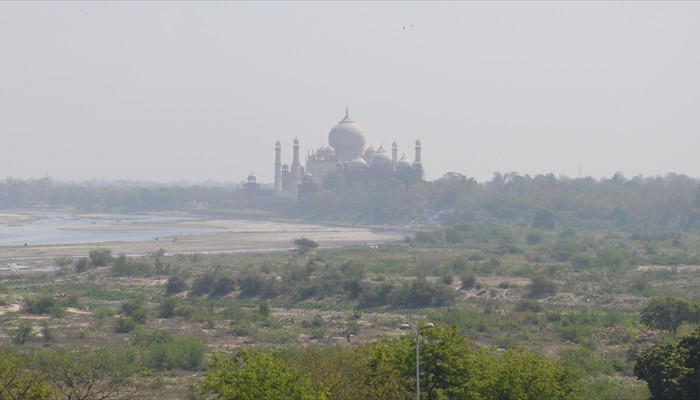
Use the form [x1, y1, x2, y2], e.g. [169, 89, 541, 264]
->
[1, 2, 698, 184]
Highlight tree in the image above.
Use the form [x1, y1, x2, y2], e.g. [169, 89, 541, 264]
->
[484, 348, 583, 400]
[35, 347, 140, 400]
[320, 170, 345, 196]
[635, 328, 700, 399]
[0, 349, 51, 399]
[389, 323, 582, 400]
[392, 324, 479, 399]
[641, 298, 699, 336]
[532, 209, 556, 230]
[292, 237, 319, 255]
[200, 350, 324, 400]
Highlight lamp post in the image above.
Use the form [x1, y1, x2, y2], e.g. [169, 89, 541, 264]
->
[400, 322, 435, 400]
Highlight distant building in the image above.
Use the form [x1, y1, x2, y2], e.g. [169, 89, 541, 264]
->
[245, 109, 424, 205]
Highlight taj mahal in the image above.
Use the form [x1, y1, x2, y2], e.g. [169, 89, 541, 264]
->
[245, 109, 424, 204]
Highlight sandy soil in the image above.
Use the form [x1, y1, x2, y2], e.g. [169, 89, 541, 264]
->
[0, 213, 35, 225]
[0, 220, 403, 259]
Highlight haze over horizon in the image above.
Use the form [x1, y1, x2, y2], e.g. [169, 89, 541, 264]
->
[1, 2, 698, 184]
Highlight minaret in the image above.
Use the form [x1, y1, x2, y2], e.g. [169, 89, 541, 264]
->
[274, 140, 282, 192]
[413, 138, 424, 179]
[392, 140, 398, 170]
[291, 138, 301, 189]
[414, 138, 422, 164]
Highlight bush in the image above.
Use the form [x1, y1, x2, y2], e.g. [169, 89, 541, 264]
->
[528, 275, 557, 299]
[210, 276, 237, 298]
[157, 297, 180, 319]
[12, 321, 35, 344]
[190, 272, 217, 297]
[166, 276, 188, 295]
[526, 231, 544, 245]
[390, 278, 454, 308]
[460, 273, 478, 289]
[114, 317, 136, 333]
[24, 294, 64, 316]
[75, 258, 90, 273]
[89, 249, 113, 267]
[92, 306, 115, 320]
[141, 334, 206, 370]
[120, 299, 148, 323]
[112, 254, 153, 277]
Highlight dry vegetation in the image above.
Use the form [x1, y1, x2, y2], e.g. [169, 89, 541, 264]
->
[4, 224, 700, 398]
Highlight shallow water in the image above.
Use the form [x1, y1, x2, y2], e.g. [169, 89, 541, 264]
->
[0, 211, 222, 246]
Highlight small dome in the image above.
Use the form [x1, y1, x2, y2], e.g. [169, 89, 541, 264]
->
[396, 156, 412, 170]
[315, 146, 336, 159]
[370, 147, 393, 167]
[349, 157, 369, 171]
[247, 173, 257, 182]
[328, 110, 366, 161]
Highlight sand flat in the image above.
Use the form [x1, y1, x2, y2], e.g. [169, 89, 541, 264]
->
[0, 219, 402, 259]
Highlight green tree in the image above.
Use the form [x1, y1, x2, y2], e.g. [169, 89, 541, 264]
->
[292, 237, 319, 255]
[200, 350, 325, 400]
[393, 324, 480, 399]
[35, 347, 140, 400]
[484, 348, 583, 400]
[641, 298, 699, 336]
[0, 349, 51, 399]
[635, 328, 700, 399]
[532, 209, 556, 230]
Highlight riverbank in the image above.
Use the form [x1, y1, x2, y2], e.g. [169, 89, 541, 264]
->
[0, 218, 403, 259]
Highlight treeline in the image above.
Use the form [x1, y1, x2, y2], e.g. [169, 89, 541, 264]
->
[3, 171, 700, 228]
[299, 170, 700, 228]
[0, 177, 246, 212]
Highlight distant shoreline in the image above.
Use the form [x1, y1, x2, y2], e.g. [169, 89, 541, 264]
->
[0, 211, 403, 260]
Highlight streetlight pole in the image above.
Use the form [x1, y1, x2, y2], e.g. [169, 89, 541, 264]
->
[400, 322, 435, 400]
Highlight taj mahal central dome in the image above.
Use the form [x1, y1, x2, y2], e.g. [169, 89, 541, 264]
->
[328, 109, 366, 161]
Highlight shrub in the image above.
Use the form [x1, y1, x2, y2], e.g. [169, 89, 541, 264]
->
[13, 321, 35, 344]
[390, 278, 454, 308]
[112, 254, 153, 277]
[89, 249, 113, 266]
[141, 334, 206, 370]
[120, 299, 148, 323]
[526, 231, 544, 245]
[157, 297, 180, 319]
[92, 306, 116, 320]
[166, 276, 188, 295]
[460, 273, 478, 289]
[75, 258, 90, 273]
[114, 317, 136, 333]
[41, 323, 55, 342]
[190, 272, 217, 297]
[528, 275, 557, 299]
[24, 294, 63, 316]
[210, 276, 236, 298]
